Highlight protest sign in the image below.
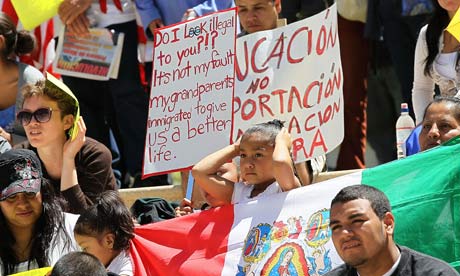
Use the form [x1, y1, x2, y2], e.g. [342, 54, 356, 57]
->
[53, 27, 124, 80]
[233, 5, 343, 162]
[143, 8, 237, 177]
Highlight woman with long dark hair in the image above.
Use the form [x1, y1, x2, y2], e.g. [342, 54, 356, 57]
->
[0, 148, 78, 274]
[412, 0, 460, 123]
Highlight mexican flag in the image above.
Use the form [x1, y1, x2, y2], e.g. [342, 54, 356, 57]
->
[129, 137, 460, 275]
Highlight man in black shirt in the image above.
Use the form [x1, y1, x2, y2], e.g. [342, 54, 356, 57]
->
[326, 185, 459, 276]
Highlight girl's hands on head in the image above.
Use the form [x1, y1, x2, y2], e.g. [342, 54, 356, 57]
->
[273, 127, 301, 191]
[233, 136, 242, 155]
[275, 128, 292, 150]
[63, 117, 86, 160]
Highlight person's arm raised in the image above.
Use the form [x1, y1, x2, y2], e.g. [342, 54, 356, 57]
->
[61, 117, 86, 191]
[60, 117, 87, 212]
[191, 141, 240, 204]
[272, 128, 301, 192]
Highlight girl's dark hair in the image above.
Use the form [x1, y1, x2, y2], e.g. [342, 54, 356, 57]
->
[0, 12, 35, 58]
[0, 179, 72, 274]
[74, 191, 134, 251]
[423, 96, 460, 122]
[242, 119, 285, 145]
[424, 0, 450, 76]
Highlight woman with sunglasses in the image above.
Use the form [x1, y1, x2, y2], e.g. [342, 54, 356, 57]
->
[0, 12, 43, 145]
[15, 78, 117, 214]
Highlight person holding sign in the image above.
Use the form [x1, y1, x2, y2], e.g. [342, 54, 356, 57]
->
[136, 0, 236, 189]
[192, 120, 301, 204]
[0, 12, 43, 146]
[236, 0, 327, 185]
[15, 76, 116, 214]
[58, 0, 150, 188]
[135, 0, 235, 39]
[0, 149, 78, 275]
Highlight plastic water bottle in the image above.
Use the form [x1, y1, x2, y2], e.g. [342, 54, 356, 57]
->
[395, 103, 415, 159]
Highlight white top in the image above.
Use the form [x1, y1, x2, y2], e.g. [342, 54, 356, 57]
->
[435, 52, 457, 79]
[231, 181, 282, 204]
[88, 2, 136, 28]
[0, 212, 79, 274]
[107, 250, 133, 276]
[356, 252, 401, 276]
[56, 2, 136, 33]
[412, 24, 460, 124]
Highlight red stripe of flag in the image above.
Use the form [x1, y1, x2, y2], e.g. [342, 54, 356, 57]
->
[130, 205, 235, 276]
[2, 0, 18, 24]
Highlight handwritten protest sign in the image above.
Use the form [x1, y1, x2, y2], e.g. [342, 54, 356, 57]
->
[233, 5, 343, 162]
[53, 28, 124, 80]
[143, 9, 237, 177]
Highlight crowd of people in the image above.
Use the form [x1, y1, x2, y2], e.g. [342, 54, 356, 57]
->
[0, 0, 459, 275]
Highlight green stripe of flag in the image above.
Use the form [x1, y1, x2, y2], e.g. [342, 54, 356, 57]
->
[362, 136, 460, 270]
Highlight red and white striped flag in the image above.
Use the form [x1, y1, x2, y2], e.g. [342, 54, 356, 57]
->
[1, 0, 57, 74]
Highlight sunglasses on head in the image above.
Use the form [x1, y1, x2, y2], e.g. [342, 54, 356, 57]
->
[16, 107, 59, 126]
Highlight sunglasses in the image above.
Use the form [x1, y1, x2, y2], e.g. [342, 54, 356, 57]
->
[16, 107, 59, 126]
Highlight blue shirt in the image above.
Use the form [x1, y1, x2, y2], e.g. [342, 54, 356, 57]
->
[135, 0, 234, 38]
[405, 124, 421, 156]
[0, 106, 15, 132]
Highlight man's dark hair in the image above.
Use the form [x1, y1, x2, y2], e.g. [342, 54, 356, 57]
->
[50, 252, 107, 276]
[331, 185, 391, 219]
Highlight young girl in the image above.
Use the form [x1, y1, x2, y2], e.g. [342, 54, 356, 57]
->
[74, 190, 134, 276]
[192, 120, 301, 204]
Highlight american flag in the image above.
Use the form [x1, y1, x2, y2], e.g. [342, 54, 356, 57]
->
[1, 0, 56, 74]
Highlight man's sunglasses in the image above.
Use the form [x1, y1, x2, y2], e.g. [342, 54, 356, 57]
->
[16, 107, 59, 126]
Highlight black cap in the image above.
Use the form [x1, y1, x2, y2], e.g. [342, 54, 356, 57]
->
[0, 149, 42, 201]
